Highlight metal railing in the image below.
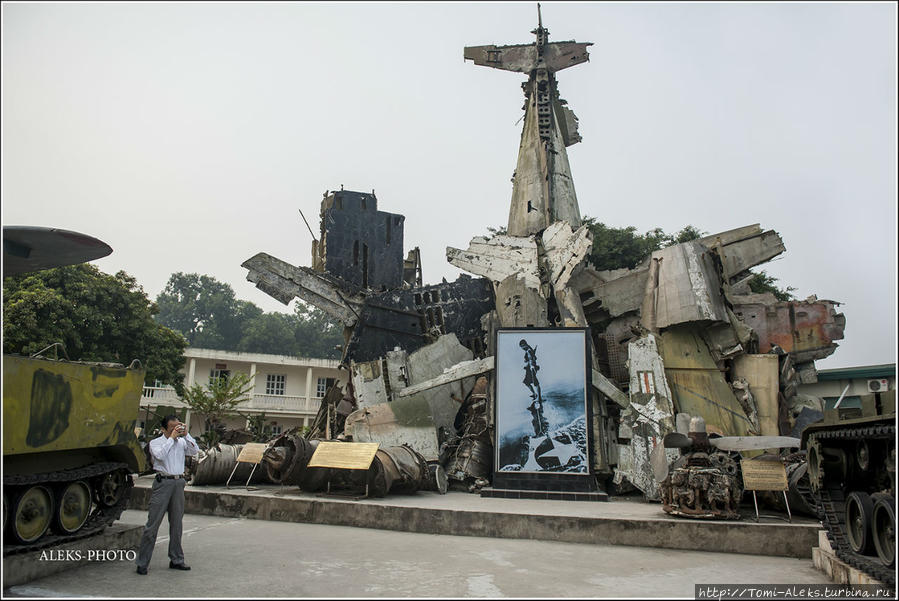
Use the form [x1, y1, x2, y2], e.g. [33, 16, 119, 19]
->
[141, 387, 181, 403]
[140, 388, 317, 413]
[244, 394, 316, 413]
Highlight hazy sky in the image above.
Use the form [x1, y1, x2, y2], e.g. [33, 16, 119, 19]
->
[2, 2, 896, 369]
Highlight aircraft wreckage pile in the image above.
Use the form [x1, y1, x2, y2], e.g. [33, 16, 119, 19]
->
[197, 12, 847, 515]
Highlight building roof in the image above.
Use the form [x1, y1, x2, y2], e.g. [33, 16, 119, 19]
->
[816, 364, 896, 381]
[184, 347, 340, 369]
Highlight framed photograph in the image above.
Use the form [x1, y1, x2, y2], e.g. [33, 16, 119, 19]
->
[495, 328, 592, 475]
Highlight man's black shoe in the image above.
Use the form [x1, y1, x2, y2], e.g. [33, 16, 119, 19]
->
[136, 566, 148, 575]
[169, 561, 191, 571]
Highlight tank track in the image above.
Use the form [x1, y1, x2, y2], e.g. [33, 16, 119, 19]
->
[3, 462, 134, 556]
[809, 425, 895, 586]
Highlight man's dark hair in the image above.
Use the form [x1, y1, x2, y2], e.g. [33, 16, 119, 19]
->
[160, 415, 179, 430]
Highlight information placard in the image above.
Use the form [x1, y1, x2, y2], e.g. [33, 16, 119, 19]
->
[740, 459, 788, 491]
[236, 442, 268, 464]
[307, 442, 379, 470]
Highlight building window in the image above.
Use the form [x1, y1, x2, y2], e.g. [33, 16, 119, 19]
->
[316, 377, 337, 398]
[271, 425, 283, 436]
[210, 369, 230, 384]
[266, 374, 286, 396]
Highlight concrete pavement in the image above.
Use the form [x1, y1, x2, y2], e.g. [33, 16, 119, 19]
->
[5, 510, 831, 598]
[127, 476, 822, 559]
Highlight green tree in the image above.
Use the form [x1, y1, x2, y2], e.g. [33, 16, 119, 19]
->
[181, 371, 254, 448]
[240, 412, 273, 442]
[292, 301, 344, 359]
[237, 312, 301, 356]
[3, 265, 187, 392]
[745, 270, 796, 302]
[155, 273, 261, 350]
[581, 217, 705, 271]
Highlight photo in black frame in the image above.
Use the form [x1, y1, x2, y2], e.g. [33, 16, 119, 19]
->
[494, 328, 593, 479]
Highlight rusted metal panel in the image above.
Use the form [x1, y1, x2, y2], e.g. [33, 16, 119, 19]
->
[658, 326, 755, 437]
[345, 402, 441, 460]
[701, 307, 754, 362]
[397, 356, 495, 398]
[697, 223, 766, 248]
[505, 91, 581, 237]
[571, 224, 785, 325]
[343, 275, 494, 363]
[731, 295, 846, 363]
[446, 235, 540, 288]
[732, 354, 780, 443]
[553, 286, 589, 327]
[712, 229, 786, 281]
[649, 241, 730, 329]
[242, 252, 363, 326]
[577, 268, 650, 322]
[314, 190, 406, 291]
[347, 335, 476, 460]
[541, 221, 592, 290]
[591, 369, 629, 409]
[614, 334, 678, 500]
[463, 41, 591, 74]
[404, 334, 477, 434]
[494, 274, 549, 327]
[463, 43, 537, 73]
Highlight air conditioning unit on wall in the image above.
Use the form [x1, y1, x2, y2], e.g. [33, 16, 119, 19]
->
[867, 378, 890, 393]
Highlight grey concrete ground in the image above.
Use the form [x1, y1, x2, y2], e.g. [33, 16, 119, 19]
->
[5, 510, 830, 598]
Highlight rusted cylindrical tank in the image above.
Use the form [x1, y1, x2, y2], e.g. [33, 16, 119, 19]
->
[262, 434, 329, 491]
[188, 444, 271, 486]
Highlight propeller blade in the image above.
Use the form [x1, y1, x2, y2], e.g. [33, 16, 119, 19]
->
[651, 441, 669, 483]
[709, 436, 801, 452]
[663, 432, 692, 449]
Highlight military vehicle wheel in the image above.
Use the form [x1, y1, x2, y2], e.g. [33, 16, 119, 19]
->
[872, 496, 895, 567]
[53, 481, 92, 534]
[97, 470, 127, 507]
[10, 486, 53, 544]
[846, 491, 875, 555]
[856, 440, 871, 471]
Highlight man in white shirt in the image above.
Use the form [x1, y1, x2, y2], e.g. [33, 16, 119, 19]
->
[135, 415, 199, 575]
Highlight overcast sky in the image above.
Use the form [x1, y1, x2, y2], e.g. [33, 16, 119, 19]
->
[2, 2, 896, 369]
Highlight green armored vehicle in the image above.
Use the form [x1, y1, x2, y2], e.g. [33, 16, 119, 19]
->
[3, 226, 148, 551]
[803, 389, 895, 585]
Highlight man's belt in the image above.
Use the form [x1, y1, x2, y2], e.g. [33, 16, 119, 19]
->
[155, 473, 184, 481]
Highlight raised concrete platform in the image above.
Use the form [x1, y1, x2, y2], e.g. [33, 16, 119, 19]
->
[129, 475, 821, 559]
[812, 531, 886, 586]
[2, 524, 143, 588]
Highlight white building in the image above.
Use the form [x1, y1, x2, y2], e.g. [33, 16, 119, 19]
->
[139, 348, 345, 436]
[798, 363, 895, 409]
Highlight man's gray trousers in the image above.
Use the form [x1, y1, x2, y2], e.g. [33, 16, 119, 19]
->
[136, 478, 186, 569]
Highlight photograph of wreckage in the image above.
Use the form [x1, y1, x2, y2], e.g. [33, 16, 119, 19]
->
[177, 6, 893, 586]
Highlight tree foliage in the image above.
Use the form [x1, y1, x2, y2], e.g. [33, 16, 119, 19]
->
[745, 270, 796, 302]
[580, 217, 704, 271]
[181, 371, 254, 448]
[3, 265, 187, 392]
[155, 273, 344, 359]
[155, 273, 262, 349]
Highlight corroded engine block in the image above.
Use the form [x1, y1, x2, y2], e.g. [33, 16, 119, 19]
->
[659, 451, 742, 520]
